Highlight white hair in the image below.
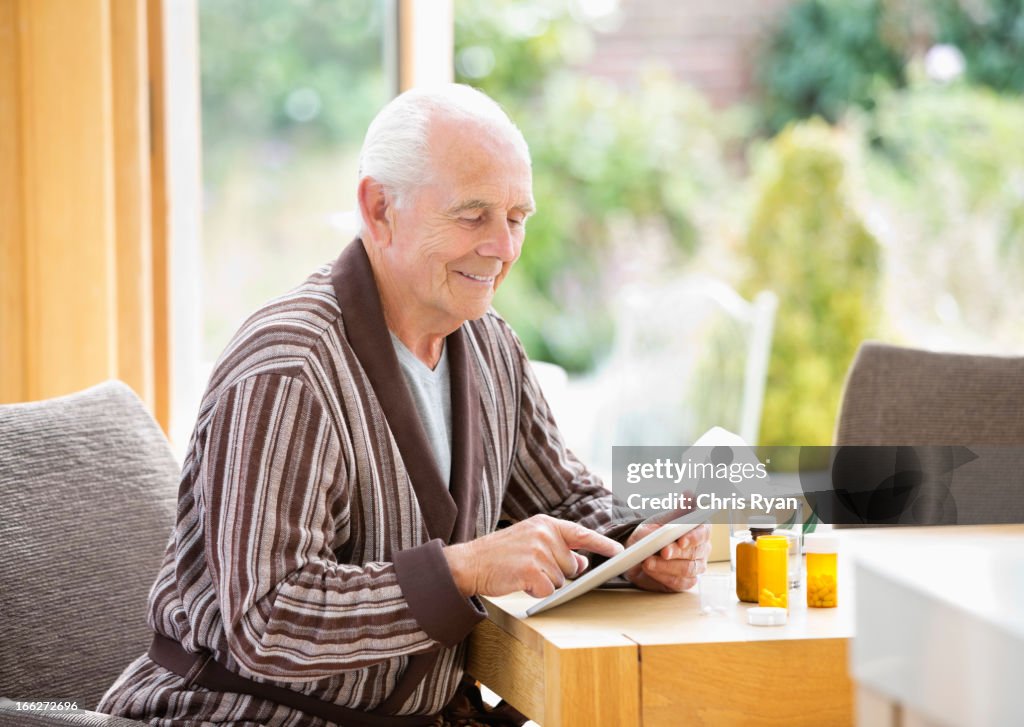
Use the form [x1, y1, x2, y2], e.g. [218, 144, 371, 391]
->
[357, 84, 530, 219]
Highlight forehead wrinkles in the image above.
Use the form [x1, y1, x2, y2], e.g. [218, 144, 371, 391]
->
[428, 117, 530, 191]
[436, 149, 534, 214]
[430, 164, 532, 215]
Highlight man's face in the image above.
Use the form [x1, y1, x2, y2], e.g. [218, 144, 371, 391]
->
[383, 118, 534, 330]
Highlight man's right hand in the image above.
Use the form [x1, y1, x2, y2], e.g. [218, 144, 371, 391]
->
[443, 514, 624, 599]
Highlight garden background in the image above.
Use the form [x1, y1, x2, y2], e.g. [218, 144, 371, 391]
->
[198, 0, 1024, 446]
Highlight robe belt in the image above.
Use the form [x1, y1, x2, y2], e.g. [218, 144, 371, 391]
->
[148, 633, 439, 726]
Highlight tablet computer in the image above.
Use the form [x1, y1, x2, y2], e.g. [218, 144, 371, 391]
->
[524, 508, 714, 616]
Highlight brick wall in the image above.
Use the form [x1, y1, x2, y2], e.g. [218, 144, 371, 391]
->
[580, 0, 798, 107]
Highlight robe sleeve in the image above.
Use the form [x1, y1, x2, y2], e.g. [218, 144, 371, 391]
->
[497, 321, 644, 544]
[200, 373, 483, 683]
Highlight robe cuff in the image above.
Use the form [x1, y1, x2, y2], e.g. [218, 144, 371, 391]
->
[394, 538, 486, 647]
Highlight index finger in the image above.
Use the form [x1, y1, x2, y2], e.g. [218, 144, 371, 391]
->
[554, 520, 625, 558]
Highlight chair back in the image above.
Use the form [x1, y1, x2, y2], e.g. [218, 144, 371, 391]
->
[834, 342, 1024, 524]
[603, 276, 777, 447]
[0, 381, 178, 708]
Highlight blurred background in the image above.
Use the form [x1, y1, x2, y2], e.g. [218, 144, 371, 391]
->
[4, 1, 1022, 455]
[2, 7, 1020, 722]
[194, 0, 1024, 458]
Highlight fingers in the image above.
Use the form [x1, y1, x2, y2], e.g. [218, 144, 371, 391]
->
[521, 550, 566, 597]
[641, 555, 706, 591]
[680, 523, 712, 547]
[626, 559, 701, 593]
[636, 523, 712, 592]
[530, 532, 571, 592]
[625, 566, 673, 593]
[522, 517, 602, 597]
[660, 524, 712, 557]
[523, 569, 562, 598]
[539, 521, 583, 580]
[645, 554, 706, 578]
[520, 516, 667, 598]
[552, 518, 624, 558]
[660, 537, 711, 561]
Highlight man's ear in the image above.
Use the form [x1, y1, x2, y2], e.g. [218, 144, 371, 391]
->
[357, 177, 395, 249]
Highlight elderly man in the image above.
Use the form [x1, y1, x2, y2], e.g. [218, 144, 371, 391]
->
[98, 84, 710, 726]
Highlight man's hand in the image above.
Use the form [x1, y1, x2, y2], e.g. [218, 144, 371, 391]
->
[624, 522, 712, 593]
[443, 514, 624, 598]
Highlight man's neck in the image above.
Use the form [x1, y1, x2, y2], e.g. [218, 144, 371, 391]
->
[370, 259, 453, 369]
[385, 314, 448, 370]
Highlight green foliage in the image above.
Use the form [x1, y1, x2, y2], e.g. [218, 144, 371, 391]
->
[198, 0, 388, 182]
[756, 0, 907, 134]
[455, 0, 740, 371]
[757, 0, 1024, 131]
[493, 73, 738, 371]
[742, 121, 881, 445]
[932, 0, 1024, 93]
[750, 0, 1024, 443]
[196, 0, 1024, 447]
[869, 82, 1024, 217]
[197, 0, 390, 359]
[453, 1, 595, 104]
[859, 83, 1024, 346]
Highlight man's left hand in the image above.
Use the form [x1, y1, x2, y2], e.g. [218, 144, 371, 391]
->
[624, 522, 712, 592]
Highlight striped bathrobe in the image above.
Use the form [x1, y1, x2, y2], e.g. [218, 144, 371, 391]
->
[98, 239, 639, 725]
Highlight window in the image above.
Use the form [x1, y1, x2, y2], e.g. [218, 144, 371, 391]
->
[168, 0, 395, 450]
[199, 0, 392, 360]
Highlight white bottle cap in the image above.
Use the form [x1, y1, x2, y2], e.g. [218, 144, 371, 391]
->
[747, 606, 788, 626]
[804, 533, 840, 554]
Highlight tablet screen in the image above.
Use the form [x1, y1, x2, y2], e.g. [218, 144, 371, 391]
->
[525, 508, 714, 616]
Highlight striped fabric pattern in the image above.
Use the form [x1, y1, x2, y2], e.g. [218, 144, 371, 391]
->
[97, 240, 636, 725]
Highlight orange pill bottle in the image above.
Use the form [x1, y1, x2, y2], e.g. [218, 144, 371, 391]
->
[805, 533, 839, 608]
[735, 517, 776, 603]
[756, 535, 789, 608]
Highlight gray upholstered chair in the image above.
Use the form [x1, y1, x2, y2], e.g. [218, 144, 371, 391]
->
[833, 341, 1024, 525]
[0, 381, 178, 726]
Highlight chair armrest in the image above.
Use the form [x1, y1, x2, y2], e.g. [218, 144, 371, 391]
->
[0, 701, 147, 726]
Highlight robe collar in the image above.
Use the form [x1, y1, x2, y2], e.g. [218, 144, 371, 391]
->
[331, 238, 482, 545]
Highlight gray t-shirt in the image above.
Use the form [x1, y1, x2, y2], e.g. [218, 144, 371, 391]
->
[389, 332, 453, 487]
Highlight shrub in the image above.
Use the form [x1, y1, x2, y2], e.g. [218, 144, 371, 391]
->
[493, 73, 740, 371]
[756, 0, 907, 134]
[931, 0, 1024, 93]
[455, 0, 740, 371]
[741, 121, 881, 445]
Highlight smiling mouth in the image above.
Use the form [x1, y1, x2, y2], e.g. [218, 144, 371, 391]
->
[457, 271, 496, 284]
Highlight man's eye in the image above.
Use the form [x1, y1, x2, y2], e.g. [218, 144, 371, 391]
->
[460, 215, 483, 224]
[508, 217, 525, 227]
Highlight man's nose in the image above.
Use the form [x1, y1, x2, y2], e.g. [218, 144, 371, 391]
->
[478, 217, 519, 262]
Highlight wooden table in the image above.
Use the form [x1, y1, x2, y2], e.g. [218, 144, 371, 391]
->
[466, 525, 1023, 727]
[467, 544, 856, 726]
